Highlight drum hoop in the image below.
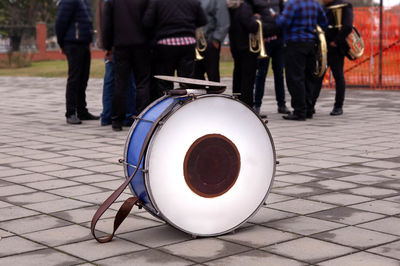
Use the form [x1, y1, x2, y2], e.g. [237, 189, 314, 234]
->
[143, 94, 277, 236]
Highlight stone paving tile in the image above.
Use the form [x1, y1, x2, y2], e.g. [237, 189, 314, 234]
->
[337, 174, 393, 185]
[272, 185, 331, 197]
[318, 251, 400, 266]
[274, 174, 319, 184]
[308, 192, 373, 206]
[0, 200, 12, 208]
[0, 228, 14, 237]
[306, 179, 359, 191]
[0, 206, 39, 222]
[52, 206, 117, 224]
[313, 226, 400, 249]
[0, 184, 36, 197]
[248, 207, 296, 224]
[47, 184, 106, 197]
[358, 217, 400, 236]
[119, 225, 192, 248]
[218, 225, 299, 248]
[95, 249, 193, 266]
[263, 237, 356, 264]
[368, 240, 400, 260]
[309, 206, 385, 225]
[350, 200, 400, 215]
[0, 248, 84, 265]
[0, 214, 71, 234]
[268, 199, 336, 215]
[373, 169, 400, 179]
[346, 186, 399, 199]
[0, 235, 46, 257]
[24, 198, 92, 213]
[264, 216, 344, 236]
[57, 239, 146, 261]
[22, 224, 92, 247]
[70, 173, 121, 184]
[205, 250, 303, 266]
[301, 168, 355, 179]
[3, 191, 62, 205]
[2, 173, 57, 183]
[362, 160, 400, 169]
[24, 179, 81, 190]
[159, 238, 251, 263]
[264, 192, 294, 204]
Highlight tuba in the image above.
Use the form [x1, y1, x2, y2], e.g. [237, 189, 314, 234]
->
[195, 28, 207, 61]
[249, 19, 268, 59]
[314, 25, 328, 77]
[328, 3, 364, 60]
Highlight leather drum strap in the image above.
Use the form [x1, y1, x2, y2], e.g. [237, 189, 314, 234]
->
[91, 99, 179, 243]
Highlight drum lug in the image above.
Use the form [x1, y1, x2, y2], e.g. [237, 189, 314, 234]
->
[264, 119, 268, 124]
[232, 93, 240, 99]
[142, 169, 149, 173]
[276, 161, 280, 165]
[118, 159, 123, 164]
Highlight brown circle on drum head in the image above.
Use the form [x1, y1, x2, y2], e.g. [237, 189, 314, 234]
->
[184, 134, 240, 198]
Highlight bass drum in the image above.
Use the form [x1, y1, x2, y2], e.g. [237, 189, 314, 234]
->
[123, 94, 276, 236]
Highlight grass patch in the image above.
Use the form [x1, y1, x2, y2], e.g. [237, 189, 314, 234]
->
[0, 59, 234, 78]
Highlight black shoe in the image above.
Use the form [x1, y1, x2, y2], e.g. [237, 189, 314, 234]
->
[66, 114, 82, 124]
[78, 112, 100, 120]
[283, 113, 306, 121]
[112, 121, 123, 131]
[278, 105, 290, 114]
[330, 107, 343, 116]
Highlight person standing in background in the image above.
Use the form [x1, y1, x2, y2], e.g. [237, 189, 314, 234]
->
[56, 0, 99, 124]
[228, 0, 278, 108]
[95, 0, 137, 127]
[253, 0, 290, 117]
[102, 0, 151, 131]
[275, 0, 327, 121]
[313, 0, 353, 116]
[193, 0, 230, 83]
[143, 0, 207, 99]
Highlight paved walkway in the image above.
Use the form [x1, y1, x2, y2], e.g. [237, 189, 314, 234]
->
[0, 76, 399, 266]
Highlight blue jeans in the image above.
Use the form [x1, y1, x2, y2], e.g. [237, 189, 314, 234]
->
[101, 58, 136, 126]
[254, 38, 285, 108]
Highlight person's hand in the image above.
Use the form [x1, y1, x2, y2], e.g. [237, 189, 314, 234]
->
[212, 40, 220, 49]
[330, 41, 337, 47]
[105, 50, 113, 61]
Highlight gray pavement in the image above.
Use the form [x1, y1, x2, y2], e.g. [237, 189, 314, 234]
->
[0, 76, 400, 266]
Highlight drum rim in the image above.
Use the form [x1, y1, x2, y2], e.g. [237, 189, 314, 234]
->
[144, 94, 277, 236]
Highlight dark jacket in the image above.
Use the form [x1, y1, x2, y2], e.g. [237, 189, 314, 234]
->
[102, 0, 149, 50]
[55, 0, 93, 48]
[229, 0, 277, 53]
[325, 0, 353, 54]
[143, 0, 207, 42]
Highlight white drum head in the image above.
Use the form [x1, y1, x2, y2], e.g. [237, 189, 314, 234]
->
[145, 95, 275, 236]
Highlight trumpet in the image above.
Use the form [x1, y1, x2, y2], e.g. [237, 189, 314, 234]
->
[195, 28, 207, 61]
[249, 19, 268, 59]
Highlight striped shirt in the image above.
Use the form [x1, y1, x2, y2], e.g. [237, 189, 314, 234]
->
[157, 36, 196, 46]
[275, 0, 327, 43]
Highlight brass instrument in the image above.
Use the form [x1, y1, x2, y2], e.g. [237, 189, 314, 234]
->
[327, 3, 348, 29]
[314, 25, 328, 78]
[328, 4, 364, 60]
[195, 28, 207, 61]
[249, 19, 268, 59]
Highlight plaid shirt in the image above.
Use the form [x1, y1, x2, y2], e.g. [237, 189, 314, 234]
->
[157, 36, 196, 46]
[275, 0, 327, 43]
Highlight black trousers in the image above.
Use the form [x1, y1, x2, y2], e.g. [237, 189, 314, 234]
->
[193, 41, 221, 82]
[328, 48, 346, 108]
[284, 42, 317, 118]
[231, 50, 258, 107]
[64, 43, 91, 117]
[152, 44, 196, 100]
[113, 46, 151, 122]
[313, 47, 346, 110]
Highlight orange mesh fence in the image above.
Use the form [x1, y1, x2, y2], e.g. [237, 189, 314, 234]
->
[323, 6, 400, 90]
